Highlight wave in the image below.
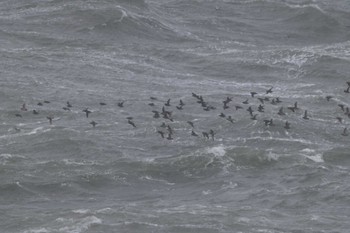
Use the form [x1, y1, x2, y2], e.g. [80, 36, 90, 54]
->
[73, 4, 194, 43]
[0, 153, 26, 165]
[22, 216, 102, 233]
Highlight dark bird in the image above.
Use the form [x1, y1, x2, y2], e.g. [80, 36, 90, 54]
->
[225, 96, 233, 103]
[344, 86, 350, 93]
[264, 119, 274, 126]
[192, 93, 200, 99]
[179, 99, 185, 106]
[176, 105, 183, 110]
[275, 97, 282, 103]
[62, 107, 71, 111]
[258, 105, 264, 113]
[277, 107, 286, 116]
[294, 102, 299, 110]
[235, 105, 243, 110]
[128, 119, 136, 128]
[284, 121, 291, 129]
[191, 130, 199, 137]
[167, 125, 173, 134]
[47, 116, 53, 125]
[227, 116, 234, 124]
[187, 121, 194, 128]
[257, 98, 265, 104]
[251, 114, 258, 120]
[341, 127, 348, 136]
[303, 110, 309, 120]
[21, 103, 27, 111]
[347, 81, 350, 87]
[117, 101, 124, 107]
[266, 87, 273, 94]
[288, 102, 299, 112]
[203, 106, 211, 111]
[336, 117, 343, 123]
[67, 101, 72, 108]
[148, 103, 155, 107]
[152, 110, 160, 118]
[250, 92, 257, 98]
[223, 102, 229, 110]
[263, 119, 270, 126]
[338, 104, 345, 111]
[247, 106, 253, 116]
[161, 106, 172, 118]
[37, 102, 43, 106]
[90, 121, 97, 127]
[271, 99, 277, 105]
[82, 108, 91, 118]
[166, 133, 173, 140]
[43, 100, 50, 104]
[197, 96, 204, 104]
[202, 132, 209, 139]
[200, 100, 207, 108]
[150, 96, 158, 100]
[242, 99, 249, 104]
[126, 116, 133, 120]
[15, 113, 22, 118]
[326, 96, 333, 101]
[287, 106, 296, 112]
[32, 110, 39, 115]
[165, 99, 171, 106]
[157, 130, 165, 138]
[100, 102, 107, 106]
[219, 112, 226, 118]
[209, 129, 215, 141]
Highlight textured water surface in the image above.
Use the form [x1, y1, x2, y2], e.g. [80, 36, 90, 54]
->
[1, 0, 350, 232]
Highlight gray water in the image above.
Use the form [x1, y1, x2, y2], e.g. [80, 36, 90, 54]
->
[1, 0, 350, 232]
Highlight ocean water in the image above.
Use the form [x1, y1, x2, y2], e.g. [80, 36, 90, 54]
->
[1, 0, 350, 232]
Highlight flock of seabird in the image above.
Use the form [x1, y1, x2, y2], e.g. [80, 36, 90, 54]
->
[11, 81, 350, 141]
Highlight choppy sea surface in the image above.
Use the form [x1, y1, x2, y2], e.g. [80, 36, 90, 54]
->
[1, 0, 350, 232]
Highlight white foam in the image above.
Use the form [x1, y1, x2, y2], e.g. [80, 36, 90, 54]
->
[285, 3, 326, 14]
[57, 216, 102, 233]
[265, 150, 281, 161]
[23, 127, 51, 136]
[202, 190, 212, 195]
[0, 153, 13, 159]
[72, 209, 90, 214]
[221, 181, 238, 190]
[140, 175, 175, 185]
[205, 144, 227, 157]
[96, 208, 113, 214]
[0, 153, 25, 165]
[23, 228, 50, 233]
[300, 148, 324, 163]
[62, 159, 99, 166]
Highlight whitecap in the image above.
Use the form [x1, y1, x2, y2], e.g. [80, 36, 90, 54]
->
[0, 153, 13, 159]
[57, 216, 102, 233]
[140, 175, 175, 185]
[0, 153, 25, 165]
[202, 190, 212, 195]
[96, 207, 113, 214]
[205, 144, 227, 157]
[300, 148, 324, 163]
[72, 209, 90, 214]
[23, 228, 50, 233]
